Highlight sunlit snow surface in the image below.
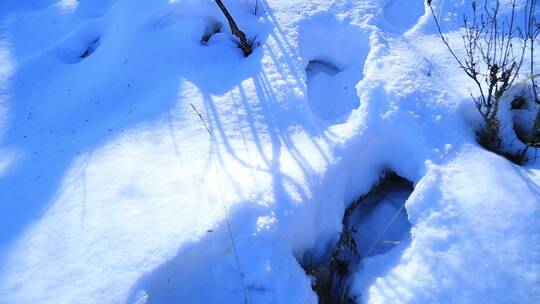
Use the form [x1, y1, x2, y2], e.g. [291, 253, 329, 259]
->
[0, 0, 539, 303]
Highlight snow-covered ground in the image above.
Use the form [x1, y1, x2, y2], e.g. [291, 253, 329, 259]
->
[0, 0, 539, 303]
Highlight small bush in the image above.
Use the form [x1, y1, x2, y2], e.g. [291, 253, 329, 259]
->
[428, 0, 538, 154]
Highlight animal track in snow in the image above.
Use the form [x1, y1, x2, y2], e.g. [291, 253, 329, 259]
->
[299, 15, 370, 123]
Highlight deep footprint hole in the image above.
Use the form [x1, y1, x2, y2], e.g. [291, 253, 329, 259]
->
[348, 173, 413, 257]
[299, 172, 413, 304]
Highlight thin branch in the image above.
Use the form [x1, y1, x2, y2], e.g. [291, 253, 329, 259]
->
[214, 0, 253, 56]
[189, 103, 250, 304]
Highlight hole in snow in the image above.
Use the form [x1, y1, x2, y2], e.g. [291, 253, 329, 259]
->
[347, 173, 413, 257]
[299, 15, 370, 123]
[305, 59, 340, 76]
[53, 26, 102, 64]
[299, 172, 413, 304]
[200, 18, 222, 45]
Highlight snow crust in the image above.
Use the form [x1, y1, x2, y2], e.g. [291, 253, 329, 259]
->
[0, 0, 539, 303]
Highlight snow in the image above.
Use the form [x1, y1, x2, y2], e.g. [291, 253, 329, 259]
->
[0, 0, 539, 303]
[354, 148, 540, 303]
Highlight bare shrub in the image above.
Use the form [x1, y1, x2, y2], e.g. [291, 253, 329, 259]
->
[427, 0, 534, 151]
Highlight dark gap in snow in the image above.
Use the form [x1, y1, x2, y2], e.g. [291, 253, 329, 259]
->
[53, 27, 102, 64]
[79, 37, 100, 59]
[346, 173, 413, 257]
[305, 59, 341, 77]
[511, 95, 527, 110]
[200, 19, 222, 45]
[299, 172, 413, 304]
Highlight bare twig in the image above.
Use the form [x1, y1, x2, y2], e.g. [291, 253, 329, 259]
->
[214, 0, 253, 56]
[244, 0, 259, 15]
[189, 103, 250, 304]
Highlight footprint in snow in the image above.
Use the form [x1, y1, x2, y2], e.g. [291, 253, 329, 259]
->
[299, 14, 370, 123]
[383, 0, 425, 31]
